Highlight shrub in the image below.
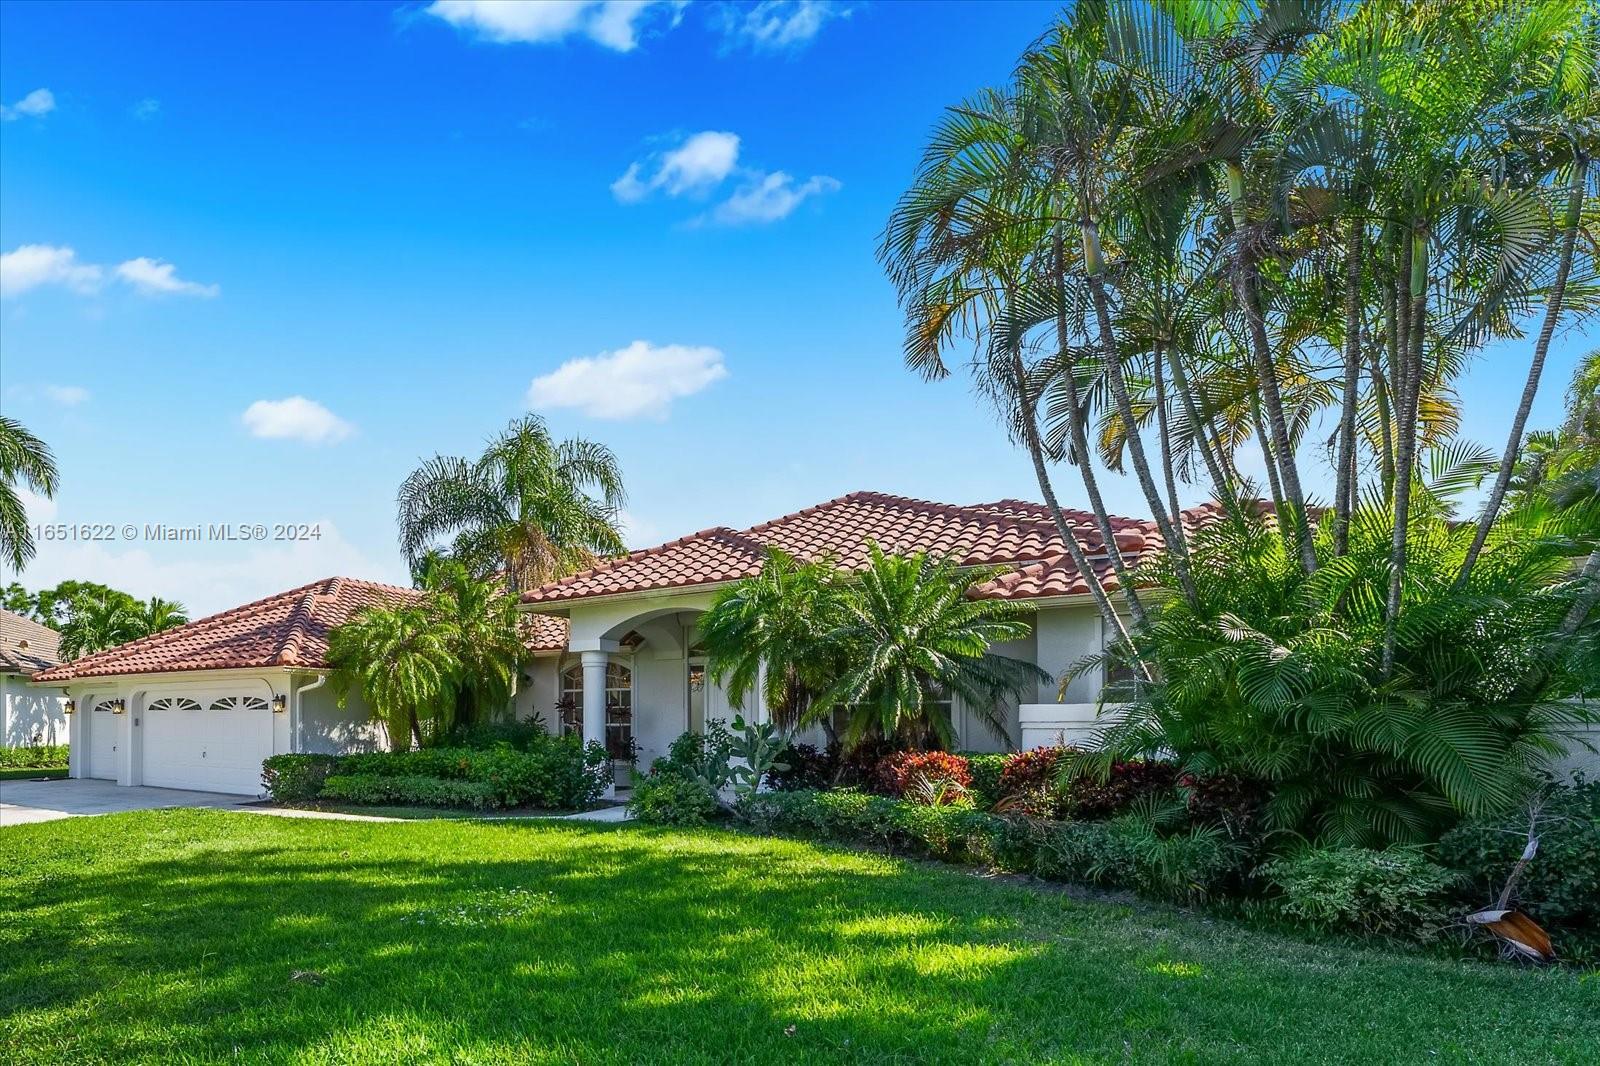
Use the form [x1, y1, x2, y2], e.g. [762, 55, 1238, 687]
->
[998, 746, 1062, 795]
[1257, 847, 1460, 941]
[261, 754, 339, 803]
[320, 773, 498, 809]
[1438, 781, 1600, 934]
[1180, 772, 1269, 840]
[0, 744, 69, 769]
[1061, 759, 1179, 819]
[962, 753, 1008, 808]
[765, 742, 836, 791]
[873, 751, 972, 801]
[628, 771, 720, 826]
[442, 716, 549, 751]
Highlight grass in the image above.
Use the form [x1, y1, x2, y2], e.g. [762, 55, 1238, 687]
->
[0, 767, 66, 781]
[2, 811, 1595, 1064]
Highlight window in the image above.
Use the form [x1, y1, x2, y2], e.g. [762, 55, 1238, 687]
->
[208, 696, 269, 712]
[147, 697, 202, 712]
[559, 662, 634, 759]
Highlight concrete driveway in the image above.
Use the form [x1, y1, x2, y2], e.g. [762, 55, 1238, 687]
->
[0, 778, 252, 827]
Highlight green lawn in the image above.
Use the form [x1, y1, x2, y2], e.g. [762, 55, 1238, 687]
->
[0, 766, 66, 781]
[1, 811, 1594, 1064]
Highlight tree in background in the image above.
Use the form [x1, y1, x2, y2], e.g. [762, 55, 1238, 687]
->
[56, 587, 190, 660]
[396, 415, 626, 594]
[0, 416, 59, 572]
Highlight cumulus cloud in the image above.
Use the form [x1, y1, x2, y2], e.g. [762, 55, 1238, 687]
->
[611, 131, 741, 203]
[43, 385, 90, 406]
[717, 1, 850, 52]
[115, 257, 220, 298]
[528, 340, 727, 419]
[706, 171, 840, 225]
[424, 0, 685, 52]
[131, 97, 161, 120]
[1, 244, 218, 300]
[241, 397, 354, 444]
[0, 88, 55, 121]
[0, 245, 103, 298]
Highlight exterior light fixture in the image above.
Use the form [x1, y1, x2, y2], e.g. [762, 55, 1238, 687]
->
[64, 698, 76, 715]
[109, 699, 126, 715]
[271, 694, 287, 714]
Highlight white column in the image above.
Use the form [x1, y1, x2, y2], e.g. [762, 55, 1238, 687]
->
[580, 649, 614, 799]
[116, 688, 138, 786]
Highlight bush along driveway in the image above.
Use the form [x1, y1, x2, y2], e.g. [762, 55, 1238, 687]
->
[2, 810, 1596, 1064]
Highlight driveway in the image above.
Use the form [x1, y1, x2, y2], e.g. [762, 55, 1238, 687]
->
[0, 778, 252, 826]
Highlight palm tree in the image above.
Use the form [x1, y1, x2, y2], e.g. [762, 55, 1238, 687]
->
[58, 590, 139, 660]
[397, 415, 626, 593]
[133, 597, 188, 636]
[810, 544, 1050, 751]
[420, 555, 524, 722]
[0, 416, 60, 572]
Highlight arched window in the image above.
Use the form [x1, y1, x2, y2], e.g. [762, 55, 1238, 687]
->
[558, 661, 634, 759]
[208, 696, 269, 712]
[147, 697, 202, 712]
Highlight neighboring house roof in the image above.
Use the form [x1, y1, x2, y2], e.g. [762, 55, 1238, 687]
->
[522, 490, 1178, 607]
[0, 608, 63, 676]
[31, 577, 419, 683]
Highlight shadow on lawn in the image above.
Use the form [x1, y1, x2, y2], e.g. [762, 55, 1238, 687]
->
[3, 812, 1594, 1064]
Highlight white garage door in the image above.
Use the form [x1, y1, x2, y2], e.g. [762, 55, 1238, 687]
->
[142, 694, 274, 795]
[86, 699, 119, 779]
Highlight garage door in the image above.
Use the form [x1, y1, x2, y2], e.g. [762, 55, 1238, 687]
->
[142, 694, 273, 795]
[86, 698, 118, 779]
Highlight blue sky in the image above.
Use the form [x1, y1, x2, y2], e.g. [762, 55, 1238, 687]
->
[1, 0, 1592, 616]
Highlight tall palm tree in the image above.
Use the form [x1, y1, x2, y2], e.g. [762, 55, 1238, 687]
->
[133, 596, 188, 636]
[396, 415, 626, 593]
[58, 590, 138, 660]
[0, 416, 60, 572]
[328, 600, 461, 750]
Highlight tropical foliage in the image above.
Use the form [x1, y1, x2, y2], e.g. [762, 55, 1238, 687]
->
[55, 587, 188, 660]
[327, 561, 523, 749]
[396, 415, 626, 593]
[0, 416, 59, 572]
[699, 544, 1048, 751]
[882, 1, 1600, 844]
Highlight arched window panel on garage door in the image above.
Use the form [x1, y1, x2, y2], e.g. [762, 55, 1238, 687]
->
[208, 696, 269, 712]
[147, 697, 203, 712]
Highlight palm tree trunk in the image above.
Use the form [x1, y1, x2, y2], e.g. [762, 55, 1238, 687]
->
[1152, 343, 1184, 529]
[1161, 344, 1232, 503]
[1249, 393, 1285, 508]
[1459, 155, 1589, 584]
[1048, 238, 1149, 628]
[1007, 342, 1142, 669]
[1382, 229, 1428, 676]
[1333, 218, 1364, 556]
[1226, 164, 1317, 573]
[1080, 218, 1198, 603]
[1560, 548, 1600, 635]
[1368, 344, 1395, 501]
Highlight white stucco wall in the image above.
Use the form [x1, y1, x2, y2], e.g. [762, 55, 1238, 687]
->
[3, 675, 68, 748]
[296, 680, 388, 755]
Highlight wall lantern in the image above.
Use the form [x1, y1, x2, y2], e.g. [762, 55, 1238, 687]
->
[109, 699, 126, 715]
[64, 698, 76, 715]
[271, 694, 287, 715]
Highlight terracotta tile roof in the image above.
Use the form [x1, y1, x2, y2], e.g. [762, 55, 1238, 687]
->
[32, 577, 420, 683]
[522, 612, 569, 652]
[0, 608, 63, 675]
[522, 490, 1185, 606]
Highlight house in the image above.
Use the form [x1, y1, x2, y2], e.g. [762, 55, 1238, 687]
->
[513, 491, 1169, 790]
[32, 579, 416, 794]
[1, 608, 69, 748]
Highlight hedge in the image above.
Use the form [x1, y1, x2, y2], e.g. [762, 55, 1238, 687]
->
[0, 745, 69, 769]
[261, 734, 607, 811]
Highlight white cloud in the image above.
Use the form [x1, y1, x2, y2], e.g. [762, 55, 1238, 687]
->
[718, 1, 849, 52]
[14, 515, 406, 618]
[424, 0, 685, 52]
[611, 131, 741, 203]
[131, 97, 161, 120]
[0, 245, 102, 298]
[0, 88, 55, 121]
[528, 340, 727, 419]
[241, 397, 354, 444]
[706, 170, 840, 225]
[616, 508, 665, 549]
[43, 385, 90, 406]
[114, 257, 220, 298]
[17, 485, 58, 524]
